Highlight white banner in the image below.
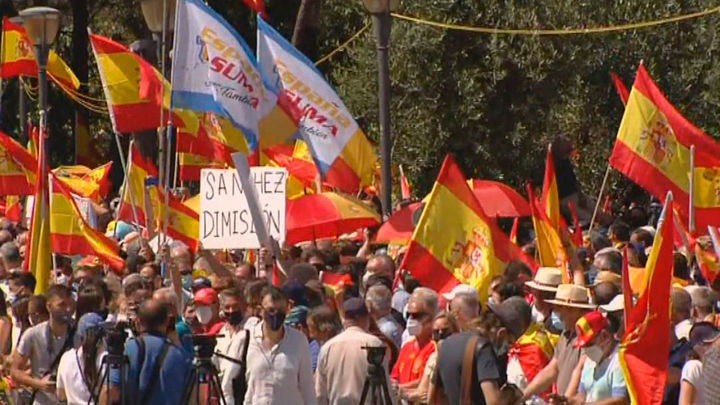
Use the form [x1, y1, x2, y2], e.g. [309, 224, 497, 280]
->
[171, 0, 271, 149]
[199, 168, 286, 249]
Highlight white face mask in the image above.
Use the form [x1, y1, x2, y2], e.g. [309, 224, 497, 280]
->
[583, 344, 604, 363]
[196, 306, 213, 325]
[406, 318, 422, 336]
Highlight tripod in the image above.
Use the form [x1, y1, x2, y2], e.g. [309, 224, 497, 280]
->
[359, 358, 393, 405]
[181, 352, 227, 405]
[91, 353, 129, 405]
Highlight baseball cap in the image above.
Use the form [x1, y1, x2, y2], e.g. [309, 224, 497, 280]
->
[343, 297, 369, 319]
[191, 276, 212, 292]
[598, 295, 624, 313]
[194, 287, 218, 306]
[574, 311, 609, 348]
[75, 312, 104, 346]
[689, 322, 720, 348]
[441, 284, 477, 301]
[490, 296, 531, 338]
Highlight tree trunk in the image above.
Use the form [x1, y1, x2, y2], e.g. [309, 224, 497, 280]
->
[70, 0, 90, 165]
[291, 0, 321, 61]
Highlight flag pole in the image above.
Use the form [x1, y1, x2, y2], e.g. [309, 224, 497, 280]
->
[689, 145, 695, 234]
[113, 134, 142, 229]
[588, 165, 611, 233]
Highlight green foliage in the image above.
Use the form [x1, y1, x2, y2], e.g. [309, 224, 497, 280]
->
[5, 0, 720, 205]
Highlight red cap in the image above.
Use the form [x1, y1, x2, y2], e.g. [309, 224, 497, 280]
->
[193, 287, 218, 306]
[77, 256, 102, 269]
[574, 310, 609, 348]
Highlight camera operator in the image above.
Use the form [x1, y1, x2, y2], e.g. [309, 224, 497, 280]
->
[214, 287, 249, 405]
[315, 297, 394, 405]
[10, 284, 75, 405]
[105, 299, 191, 405]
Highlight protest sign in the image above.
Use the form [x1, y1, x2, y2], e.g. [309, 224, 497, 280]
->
[200, 167, 286, 249]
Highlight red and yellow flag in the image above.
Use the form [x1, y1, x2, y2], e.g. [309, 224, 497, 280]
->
[52, 163, 112, 202]
[610, 71, 630, 105]
[0, 130, 36, 196]
[541, 145, 560, 230]
[261, 143, 321, 199]
[529, 185, 570, 283]
[400, 155, 535, 300]
[241, 0, 267, 18]
[610, 62, 720, 230]
[1, 17, 80, 90]
[619, 195, 674, 405]
[49, 175, 124, 272]
[177, 113, 250, 166]
[24, 128, 51, 293]
[153, 190, 199, 252]
[177, 152, 226, 182]
[2, 196, 21, 222]
[118, 144, 158, 226]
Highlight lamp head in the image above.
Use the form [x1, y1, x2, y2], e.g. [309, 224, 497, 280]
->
[18, 7, 61, 47]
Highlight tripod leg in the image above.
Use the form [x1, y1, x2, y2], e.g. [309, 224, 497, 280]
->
[359, 379, 371, 405]
[209, 368, 227, 405]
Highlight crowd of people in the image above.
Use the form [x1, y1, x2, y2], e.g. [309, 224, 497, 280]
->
[0, 182, 718, 404]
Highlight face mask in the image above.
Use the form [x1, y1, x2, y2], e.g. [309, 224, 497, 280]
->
[7, 293, 17, 304]
[432, 329, 451, 342]
[181, 274, 192, 291]
[406, 318, 422, 336]
[224, 310, 244, 326]
[195, 305, 213, 325]
[56, 274, 69, 287]
[51, 310, 70, 324]
[550, 311, 565, 331]
[264, 311, 285, 331]
[583, 344, 605, 363]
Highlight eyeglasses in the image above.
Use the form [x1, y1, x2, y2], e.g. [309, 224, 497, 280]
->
[408, 311, 429, 320]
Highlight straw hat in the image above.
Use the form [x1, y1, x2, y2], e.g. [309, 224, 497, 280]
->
[545, 284, 596, 309]
[592, 270, 622, 287]
[525, 267, 563, 292]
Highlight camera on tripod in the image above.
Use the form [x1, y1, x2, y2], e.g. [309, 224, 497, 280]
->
[360, 344, 392, 405]
[99, 321, 132, 356]
[362, 345, 386, 367]
[189, 333, 221, 359]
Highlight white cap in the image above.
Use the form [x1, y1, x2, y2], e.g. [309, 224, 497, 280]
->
[442, 284, 477, 300]
[599, 294, 624, 313]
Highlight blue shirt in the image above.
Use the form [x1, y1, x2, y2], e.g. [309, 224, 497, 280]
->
[110, 332, 192, 405]
[578, 346, 627, 402]
[309, 339, 320, 372]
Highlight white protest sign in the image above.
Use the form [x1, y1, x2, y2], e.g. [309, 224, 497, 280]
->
[200, 167, 287, 249]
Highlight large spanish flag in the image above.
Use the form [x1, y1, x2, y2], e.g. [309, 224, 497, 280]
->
[619, 194, 673, 405]
[541, 145, 560, 230]
[52, 163, 112, 202]
[529, 184, 569, 281]
[176, 113, 251, 165]
[49, 175, 124, 271]
[610, 62, 720, 230]
[0, 130, 37, 196]
[400, 155, 535, 300]
[1, 17, 79, 90]
[89, 33, 197, 135]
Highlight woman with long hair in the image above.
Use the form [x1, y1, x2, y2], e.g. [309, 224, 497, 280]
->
[56, 313, 106, 404]
[0, 289, 13, 356]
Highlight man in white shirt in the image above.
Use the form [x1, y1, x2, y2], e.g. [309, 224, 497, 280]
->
[214, 287, 249, 405]
[244, 286, 316, 405]
[316, 297, 395, 405]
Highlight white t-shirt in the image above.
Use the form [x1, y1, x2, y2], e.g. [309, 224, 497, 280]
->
[681, 359, 705, 405]
[56, 347, 106, 405]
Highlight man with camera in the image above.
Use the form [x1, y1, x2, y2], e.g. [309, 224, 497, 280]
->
[106, 299, 191, 405]
[10, 284, 74, 405]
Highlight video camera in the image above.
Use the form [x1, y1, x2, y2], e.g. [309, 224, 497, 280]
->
[189, 333, 221, 359]
[99, 321, 133, 356]
[362, 345, 386, 367]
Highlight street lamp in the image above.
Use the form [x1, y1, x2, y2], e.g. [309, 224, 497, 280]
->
[363, 0, 399, 219]
[9, 16, 28, 144]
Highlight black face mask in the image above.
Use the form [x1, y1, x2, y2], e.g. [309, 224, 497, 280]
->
[432, 329, 452, 342]
[264, 310, 285, 331]
[224, 311, 244, 326]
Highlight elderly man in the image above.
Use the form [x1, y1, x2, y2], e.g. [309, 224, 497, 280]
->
[525, 267, 563, 332]
[522, 284, 595, 400]
[366, 284, 403, 349]
[391, 287, 438, 393]
[448, 286, 479, 331]
[316, 297, 394, 405]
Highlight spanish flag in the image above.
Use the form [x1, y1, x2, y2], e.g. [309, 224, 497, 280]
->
[153, 189, 199, 252]
[1, 17, 80, 90]
[262, 143, 320, 199]
[176, 113, 251, 165]
[528, 184, 570, 283]
[89, 33, 197, 135]
[610, 72, 630, 105]
[0, 130, 36, 196]
[400, 155, 535, 300]
[117, 144, 157, 226]
[177, 152, 226, 182]
[399, 165, 411, 200]
[52, 163, 112, 202]
[619, 194, 674, 405]
[24, 128, 51, 293]
[610, 62, 720, 230]
[49, 175, 124, 271]
[541, 145, 560, 230]
[2, 196, 20, 222]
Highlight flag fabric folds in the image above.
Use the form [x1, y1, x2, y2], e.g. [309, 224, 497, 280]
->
[609, 62, 720, 230]
[619, 194, 674, 405]
[49, 175, 124, 271]
[400, 155, 535, 300]
[1, 17, 80, 90]
[542, 145, 560, 229]
[171, 0, 268, 152]
[256, 17, 377, 193]
[177, 152, 226, 182]
[610, 72, 630, 105]
[53, 163, 112, 202]
[0, 131, 37, 196]
[399, 165, 411, 200]
[528, 185, 570, 282]
[24, 129, 51, 293]
[118, 144, 158, 226]
[2, 196, 21, 222]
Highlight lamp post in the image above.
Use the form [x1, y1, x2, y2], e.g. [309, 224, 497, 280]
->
[363, 0, 398, 219]
[8, 16, 27, 144]
[19, 7, 61, 157]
